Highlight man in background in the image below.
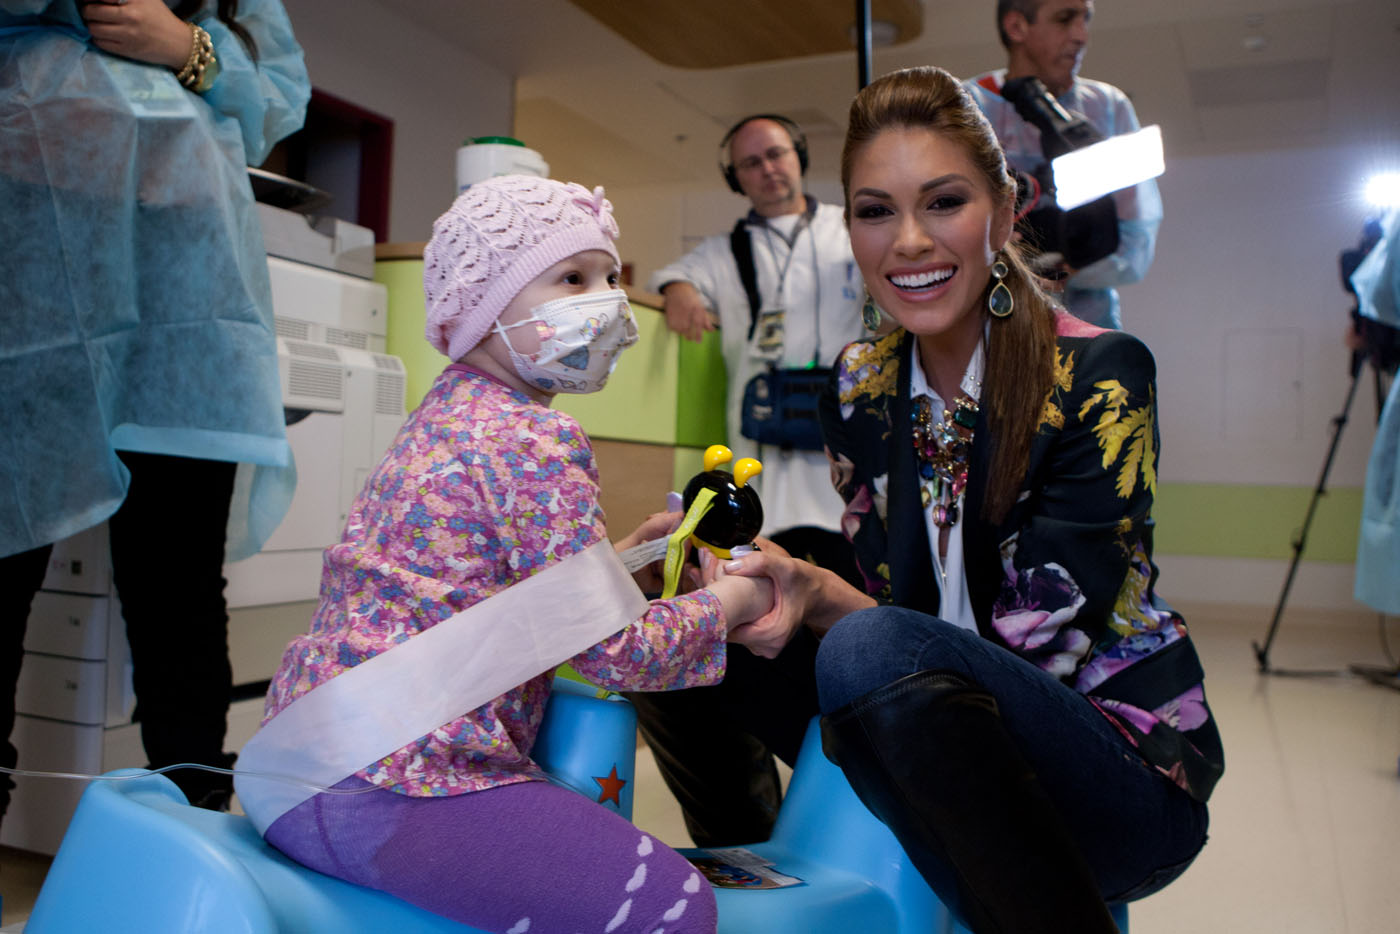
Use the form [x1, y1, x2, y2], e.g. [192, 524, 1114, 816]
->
[965, 0, 1162, 329]
[650, 113, 868, 578]
[635, 114, 870, 846]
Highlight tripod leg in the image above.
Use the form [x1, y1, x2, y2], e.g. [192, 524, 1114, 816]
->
[1254, 367, 1362, 672]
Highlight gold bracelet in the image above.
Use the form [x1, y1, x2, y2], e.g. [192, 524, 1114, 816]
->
[174, 23, 218, 93]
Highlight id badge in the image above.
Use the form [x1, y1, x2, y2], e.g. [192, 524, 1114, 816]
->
[752, 307, 786, 360]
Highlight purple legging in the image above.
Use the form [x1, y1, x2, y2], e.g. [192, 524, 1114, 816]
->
[264, 776, 717, 934]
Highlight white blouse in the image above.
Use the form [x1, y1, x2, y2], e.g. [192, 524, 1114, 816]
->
[908, 339, 985, 634]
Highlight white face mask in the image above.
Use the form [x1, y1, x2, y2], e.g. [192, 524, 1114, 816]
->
[494, 289, 638, 395]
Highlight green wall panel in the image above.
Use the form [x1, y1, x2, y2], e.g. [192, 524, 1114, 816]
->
[674, 333, 729, 449]
[555, 306, 679, 444]
[379, 257, 731, 451]
[374, 259, 445, 411]
[1153, 483, 1363, 563]
[671, 446, 707, 494]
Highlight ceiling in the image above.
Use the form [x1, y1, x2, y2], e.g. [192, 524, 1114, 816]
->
[564, 0, 924, 69]
[390, 0, 1400, 194]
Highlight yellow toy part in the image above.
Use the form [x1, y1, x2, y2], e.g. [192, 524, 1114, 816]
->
[703, 444, 733, 472]
[733, 457, 763, 488]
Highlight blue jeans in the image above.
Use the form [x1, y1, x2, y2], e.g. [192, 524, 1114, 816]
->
[815, 606, 1209, 903]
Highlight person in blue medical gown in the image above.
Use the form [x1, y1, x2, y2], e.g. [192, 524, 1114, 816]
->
[0, 0, 309, 815]
[1351, 207, 1400, 614]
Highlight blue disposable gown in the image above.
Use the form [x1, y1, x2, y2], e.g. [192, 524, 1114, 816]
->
[0, 0, 310, 561]
[1352, 208, 1400, 614]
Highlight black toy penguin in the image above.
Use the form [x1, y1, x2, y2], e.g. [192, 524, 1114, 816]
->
[681, 444, 764, 558]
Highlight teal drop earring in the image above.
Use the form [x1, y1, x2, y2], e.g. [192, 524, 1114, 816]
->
[861, 290, 883, 331]
[987, 257, 1014, 318]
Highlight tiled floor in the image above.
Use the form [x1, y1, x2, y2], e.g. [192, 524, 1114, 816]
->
[1118, 604, 1400, 934]
[2, 604, 1397, 932]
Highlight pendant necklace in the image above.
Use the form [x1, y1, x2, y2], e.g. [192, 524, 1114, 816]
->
[911, 393, 978, 530]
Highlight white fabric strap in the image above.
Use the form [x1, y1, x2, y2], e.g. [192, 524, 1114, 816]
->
[234, 540, 649, 834]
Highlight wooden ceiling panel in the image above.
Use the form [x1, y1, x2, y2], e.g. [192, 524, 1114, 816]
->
[565, 0, 923, 69]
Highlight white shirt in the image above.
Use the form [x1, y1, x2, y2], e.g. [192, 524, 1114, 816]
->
[908, 339, 985, 633]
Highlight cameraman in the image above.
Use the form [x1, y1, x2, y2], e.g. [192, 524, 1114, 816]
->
[966, 0, 1162, 329]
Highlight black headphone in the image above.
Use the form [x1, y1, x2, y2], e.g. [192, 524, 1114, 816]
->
[717, 113, 809, 194]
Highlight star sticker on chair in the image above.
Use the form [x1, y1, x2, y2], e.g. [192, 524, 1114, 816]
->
[593, 765, 627, 808]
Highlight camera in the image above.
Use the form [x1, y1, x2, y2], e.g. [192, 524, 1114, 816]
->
[999, 76, 1120, 274]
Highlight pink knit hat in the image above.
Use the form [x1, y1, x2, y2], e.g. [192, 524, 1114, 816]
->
[423, 175, 622, 360]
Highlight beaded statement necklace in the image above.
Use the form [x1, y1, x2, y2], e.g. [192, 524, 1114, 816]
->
[911, 394, 979, 528]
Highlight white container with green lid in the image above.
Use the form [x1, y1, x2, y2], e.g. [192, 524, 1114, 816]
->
[456, 136, 549, 192]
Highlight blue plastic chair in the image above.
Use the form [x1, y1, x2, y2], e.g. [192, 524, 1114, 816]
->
[28, 683, 1129, 933]
[24, 679, 637, 934]
[707, 717, 947, 933]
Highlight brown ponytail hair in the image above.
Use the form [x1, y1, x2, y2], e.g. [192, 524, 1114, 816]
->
[841, 66, 1056, 524]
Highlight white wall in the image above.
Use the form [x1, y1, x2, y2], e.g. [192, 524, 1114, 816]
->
[1128, 141, 1391, 490]
[1128, 141, 1396, 611]
[282, 0, 515, 243]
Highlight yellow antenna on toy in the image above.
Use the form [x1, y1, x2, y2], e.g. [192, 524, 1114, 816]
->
[703, 444, 732, 472]
[733, 458, 763, 488]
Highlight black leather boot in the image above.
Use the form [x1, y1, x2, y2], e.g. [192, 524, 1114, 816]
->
[820, 670, 1118, 934]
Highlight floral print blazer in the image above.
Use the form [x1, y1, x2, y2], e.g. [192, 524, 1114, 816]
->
[820, 313, 1224, 802]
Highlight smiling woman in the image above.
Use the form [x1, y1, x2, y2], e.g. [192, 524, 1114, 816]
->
[701, 65, 1224, 934]
[845, 127, 1013, 406]
[839, 66, 1051, 523]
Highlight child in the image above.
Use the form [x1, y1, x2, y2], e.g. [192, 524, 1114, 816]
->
[234, 176, 774, 933]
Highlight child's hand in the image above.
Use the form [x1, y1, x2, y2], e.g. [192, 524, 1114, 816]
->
[615, 509, 683, 551]
[615, 509, 686, 594]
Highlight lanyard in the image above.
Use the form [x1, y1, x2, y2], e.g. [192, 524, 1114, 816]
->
[757, 213, 824, 366]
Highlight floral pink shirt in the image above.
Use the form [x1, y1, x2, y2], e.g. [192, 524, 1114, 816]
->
[263, 365, 727, 797]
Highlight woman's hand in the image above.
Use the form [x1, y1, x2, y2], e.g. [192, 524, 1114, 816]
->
[700, 550, 787, 657]
[83, 0, 193, 70]
[721, 537, 877, 649]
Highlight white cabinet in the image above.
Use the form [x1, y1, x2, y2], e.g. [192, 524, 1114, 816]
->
[1, 525, 142, 856]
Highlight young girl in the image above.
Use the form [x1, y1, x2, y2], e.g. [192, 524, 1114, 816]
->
[234, 175, 774, 934]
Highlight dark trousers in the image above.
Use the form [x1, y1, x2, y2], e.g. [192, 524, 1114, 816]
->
[624, 525, 857, 847]
[1, 451, 238, 815]
[625, 626, 821, 846]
